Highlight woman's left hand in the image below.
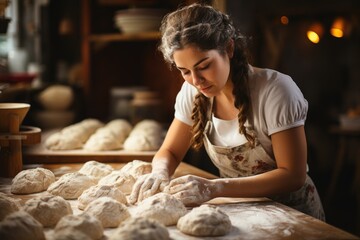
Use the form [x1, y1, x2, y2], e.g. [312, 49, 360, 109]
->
[163, 175, 214, 206]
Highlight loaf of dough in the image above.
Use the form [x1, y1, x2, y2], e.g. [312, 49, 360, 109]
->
[54, 212, 103, 240]
[84, 197, 130, 228]
[0, 211, 45, 240]
[83, 119, 132, 151]
[98, 171, 135, 195]
[78, 160, 114, 182]
[45, 118, 104, 150]
[11, 168, 55, 194]
[47, 172, 96, 199]
[78, 184, 127, 210]
[132, 193, 187, 226]
[119, 160, 152, 179]
[177, 204, 232, 237]
[109, 217, 170, 240]
[0, 192, 21, 221]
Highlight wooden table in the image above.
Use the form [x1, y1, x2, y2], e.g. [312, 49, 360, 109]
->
[1, 162, 359, 240]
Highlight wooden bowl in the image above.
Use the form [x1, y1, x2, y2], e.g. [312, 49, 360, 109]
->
[0, 103, 30, 133]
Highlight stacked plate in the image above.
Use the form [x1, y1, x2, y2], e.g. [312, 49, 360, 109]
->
[115, 8, 167, 34]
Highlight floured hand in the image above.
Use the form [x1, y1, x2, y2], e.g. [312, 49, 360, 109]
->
[163, 175, 214, 206]
[129, 172, 169, 204]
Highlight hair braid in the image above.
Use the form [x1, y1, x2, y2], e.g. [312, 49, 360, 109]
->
[190, 92, 209, 150]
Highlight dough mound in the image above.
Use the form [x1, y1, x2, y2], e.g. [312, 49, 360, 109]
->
[133, 193, 187, 226]
[78, 160, 114, 182]
[83, 119, 132, 151]
[0, 211, 45, 240]
[54, 212, 103, 240]
[98, 171, 135, 195]
[109, 217, 170, 240]
[84, 197, 130, 228]
[177, 204, 232, 237]
[45, 118, 103, 150]
[51, 228, 92, 240]
[120, 159, 152, 179]
[11, 167, 55, 194]
[23, 195, 73, 227]
[78, 184, 127, 210]
[0, 192, 21, 221]
[47, 172, 96, 199]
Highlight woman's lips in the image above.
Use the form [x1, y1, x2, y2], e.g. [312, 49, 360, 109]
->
[200, 86, 211, 92]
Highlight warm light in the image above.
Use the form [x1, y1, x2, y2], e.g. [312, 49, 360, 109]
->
[330, 17, 345, 38]
[307, 23, 324, 44]
[280, 16, 289, 25]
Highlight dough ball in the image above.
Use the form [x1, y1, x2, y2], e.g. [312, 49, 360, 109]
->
[106, 119, 132, 141]
[0, 211, 45, 240]
[78, 161, 114, 182]
[98, 171, 135, 195]
[109, 217, 169, 240]
[11, 168, 55, 194]
[23, 195, 73, 227]
[131, 119, 162, 134]
[83, 128, 123, 151]
[54, 212, 103, 240]
[47, 172, 96, 199]
[78, 184, 127, 210]
[45, 132, 83, 150]
[123, 134, 162, 151]
[120, 160, 152, 179]
[0, 192, 21, 221]
[133, 193, 187, 226]
[51, 228, 92, 240]
[177, 205, 232, 237]
[84, 197, 130, 228]
[37, 84, 74, 111]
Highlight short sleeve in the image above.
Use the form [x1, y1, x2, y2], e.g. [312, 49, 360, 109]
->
[174, 82, 198, 126]
[265, 75, 308, 135]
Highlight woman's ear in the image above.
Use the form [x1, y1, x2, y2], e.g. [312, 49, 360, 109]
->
[226, 39, 235, 58]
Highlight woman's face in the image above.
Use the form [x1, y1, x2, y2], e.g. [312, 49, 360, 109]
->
[173, 45, 231, 98]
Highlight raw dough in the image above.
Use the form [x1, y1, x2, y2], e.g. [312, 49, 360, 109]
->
[83, 119, 132, 151]
[78, 160, 113, 182]
[0, 192, 21, 221]
[45, 118, 103, 150]
[109, 217, 170, 240]
[177, 204, 232, 237]
[120, 159, 152, 179]
[54, 212, 103, 240]
[11, 167, 55, 194]
[23, 195, 73, 227]
[132, 193, 187, 226]
[84, 197, 130, 228]
[0, 211, 45, 240]
[98, 171, 135, 194]
[78, 184, 127, 210]
[47, 172, 96, 199]
[51, 228, 92, 240]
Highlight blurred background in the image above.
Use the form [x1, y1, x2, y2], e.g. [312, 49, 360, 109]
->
[0, 0, 359, 236]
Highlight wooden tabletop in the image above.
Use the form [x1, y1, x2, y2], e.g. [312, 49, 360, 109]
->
[1, 162, 359, 240]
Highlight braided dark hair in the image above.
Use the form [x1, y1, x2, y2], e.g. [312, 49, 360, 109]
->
[159, 3, 255, 150]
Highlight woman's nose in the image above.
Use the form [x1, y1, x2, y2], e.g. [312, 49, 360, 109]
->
[192, 71, 204, 85]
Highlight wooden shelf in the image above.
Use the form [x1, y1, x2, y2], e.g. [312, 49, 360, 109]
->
[88, 32, 161, 42]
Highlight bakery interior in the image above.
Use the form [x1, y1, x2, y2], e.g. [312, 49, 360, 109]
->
[0, 0, 360, 238]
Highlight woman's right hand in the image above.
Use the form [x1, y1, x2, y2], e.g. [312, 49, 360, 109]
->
[128, 172, 170, 204]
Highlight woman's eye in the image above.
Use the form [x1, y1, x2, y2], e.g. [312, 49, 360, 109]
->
[198, 64, 209, 71]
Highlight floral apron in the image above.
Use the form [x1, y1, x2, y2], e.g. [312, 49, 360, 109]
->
[202, 99, 325, 221]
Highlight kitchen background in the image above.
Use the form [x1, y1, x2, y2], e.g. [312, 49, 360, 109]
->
[0, 0, 360, 236]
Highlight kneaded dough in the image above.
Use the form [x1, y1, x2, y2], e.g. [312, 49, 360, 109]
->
[119, 160, 152, 179]
[84, 197, 130, 228]
[47, 172, 96, 199]
[54, 212, 103, 240]
[0, 192, 21, 221]
[98, 171, 135, 195]
[78, 160, 113, 182]
[23, 195, 73, 227]
[132, 193, 187, 226]
[11, 167, 55, 194]
[78, 184, 127, 210]
[177, 204, 232, 237]
[109, 217, 170, 240]
[0, 211, 45, 240]
[51, 228, 92, 240]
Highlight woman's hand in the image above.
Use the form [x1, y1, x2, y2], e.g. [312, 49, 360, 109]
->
[163, 175, 215, 206]
[129, 172, 169, 204]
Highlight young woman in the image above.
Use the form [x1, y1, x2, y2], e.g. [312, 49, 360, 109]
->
[129, 3, 325, 221]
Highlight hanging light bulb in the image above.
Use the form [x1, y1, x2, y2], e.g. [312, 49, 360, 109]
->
[330, 17, 346, 38]
[307, 22, 324, 44]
